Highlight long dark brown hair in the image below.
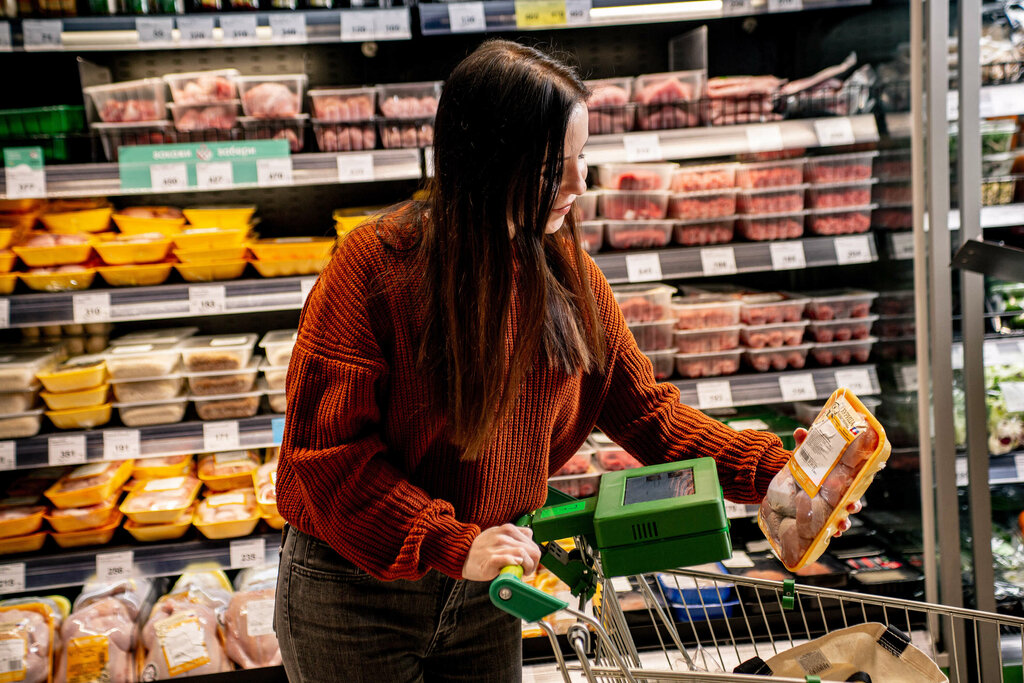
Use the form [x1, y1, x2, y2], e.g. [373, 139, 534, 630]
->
[416, 40, 606, 461]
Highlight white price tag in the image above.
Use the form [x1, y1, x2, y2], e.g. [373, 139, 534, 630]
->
[5, 166, 45, 199]
[220, 14, 257, 42]
[622, 133, 662, 163]
[813, 118, 856, 147]
[0, 442, 13, 471]
[72, 292, 111, 324]
[337, 154, 375, 183]
[0, 563, 25, 595]
[0, 299, 8, 329]
[834, 368, 873, 394]
[955, 458, 968, 487]
[424, 147, 435, 178]
[269, 13, 307, 41]
[767, 0, 802, 11]
[230, 538, 266, 569]
[746, 125, 784, 153]
[189, 285, 226, 316]
[96, 551, 133, 582]
[834, 235, 872, 265]
[300, 278, 316, 304]
[566, 0, 591, 23]
[136, 17, 174, 44]
[890, 232, 914, 260]
[769, 241, 806, 270]
[150, 163, 188, 192]
[447, 2, 486, 32]
[696, 380, 733, 410]
[778, 373, 817, 402]
[103, 430, 140, 461]
[23, 19, 62, 49]
[48, 434, 87, 467]
[195, 161, 233, 190]
[1015, 454, 1024, 481]
[0, 22, 11, 51]
[341, 11, 375, 41]
[374, 8, 412, 39]
[203, 421, 240, 452]
[946, 92, 959, 121]
[177, 16, 214, 43]
[257, 157, 293, 187]
[1001, 382, 1024, 413]
[699, 246, 737, 276]
[624, 253, 662, 283]
[899, 364, 918, 392]
[721, 0, 752, 14]
[952, 344, 964, 370]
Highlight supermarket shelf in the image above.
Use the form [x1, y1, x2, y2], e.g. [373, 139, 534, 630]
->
[955, 451, 1024, 487]
[0, 149, 422, 199]
[418, 0, 871, 35]
[882, 205, 1024, 261]
[670, 364, 880, 410]
[950, 335, 1024, 370]
[887, 83, 1024, 136]
[593, 234, 878, 284]
[582, 115, 879, 165]
[2, 414, 283, 470]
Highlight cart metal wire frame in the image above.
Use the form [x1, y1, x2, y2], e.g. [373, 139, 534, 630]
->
[536, 565, 1024, 682]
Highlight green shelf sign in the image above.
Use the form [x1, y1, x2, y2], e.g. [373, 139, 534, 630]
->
[118, 139, 292, 192]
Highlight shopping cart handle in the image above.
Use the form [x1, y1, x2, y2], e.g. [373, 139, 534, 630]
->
[489, 565, 568, 623]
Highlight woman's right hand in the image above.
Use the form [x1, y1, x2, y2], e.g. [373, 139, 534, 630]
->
[462, 524, 542, 581]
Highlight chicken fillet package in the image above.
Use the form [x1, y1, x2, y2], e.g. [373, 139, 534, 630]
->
[758, 388, 890, 570]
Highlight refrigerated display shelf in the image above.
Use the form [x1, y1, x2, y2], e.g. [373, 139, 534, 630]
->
[670, 364, 880, 410]
[886, 83, 1024, 136]
[0, 149, 422, 199]
[955, 452, 1024, 488]
[882, 204, 1024, 260]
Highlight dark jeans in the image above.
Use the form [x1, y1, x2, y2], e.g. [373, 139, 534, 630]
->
[275, 525, 522, 683]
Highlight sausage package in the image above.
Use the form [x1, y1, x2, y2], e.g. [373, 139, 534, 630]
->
[758, 388, 890, 570]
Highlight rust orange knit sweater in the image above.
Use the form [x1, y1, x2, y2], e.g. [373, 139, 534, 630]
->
[277, 217, 791, 582]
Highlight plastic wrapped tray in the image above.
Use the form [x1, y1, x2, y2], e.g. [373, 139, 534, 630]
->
[810, 337, 877, 366]
[744, 344, 812, 372]
[803, 289, 878, 320]
[805, 315, 878, 343]
[180, 334, 257, 372]
[805, 180, 877, 209]
[627, 319, 675, 351]
[312, 119, 376, 152]
[585, 78, 634, 135]
[673, 325, 742, 353]
[168, 101, 239, 132]
[93, 121, 176, 162]
[84, 78, 166, 123]
[605, 219, 673, 249]
[612, 284, 674, 323]
[806, 205, 876, 236]
[735, 159, 805, 189]
[673, 217, 735, 246]
[736, 184, 807, 214]
[104, 342, 182, 380]
[239, 115, 307, 152]
[740, 321, 807, 348]
[804, 152, 878, 184]
[671, 163, 737, 192]
[597, 163, 676, 191]
[192, 388, 262, 421]
[632, 70, 704, 130]
[259, 329, 297, 367]
[670, 297, 741, 330]
[308, 86, 376, 121]
[115, 395, 188, 427]
[164, 69, 239, 104]
[185, 358, 258, 396]
[736, 211, 805, 241]
[598, 191, 671, 220]
[236, 74, 307, 118]
[674, 349, 741, 378]
[669, 189, 738, 220]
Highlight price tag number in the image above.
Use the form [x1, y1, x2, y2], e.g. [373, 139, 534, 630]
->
[230, 538, 266, 569]
[779, 374, 816, 402]
[150, 163, 188, 191]
[696, 380, 733, 410]
[722, 0, 752, 14]
[834, 235, 872, 265]
[0, 564, 25, 595]
[622, 133, 662, 163]
[204, 421, 240, 452]
[23, 20, 62, 48]
[96, 551, 133, 582]
[624, 253, 662, 283]
[447, 2, 486, 32]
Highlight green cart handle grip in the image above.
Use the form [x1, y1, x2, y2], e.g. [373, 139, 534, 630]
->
[489, 563, 567, 623]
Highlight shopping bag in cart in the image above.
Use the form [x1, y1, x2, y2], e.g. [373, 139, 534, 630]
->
[734, 622, 948, 682]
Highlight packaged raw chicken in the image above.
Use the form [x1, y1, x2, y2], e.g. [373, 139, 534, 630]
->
[120, 475, 201, 524]
[236, 75, 306, 118]
[758, 389, 890, 570]
[132, 454, 192, 480]
[55, 596, 139, 683]
[223, 589, 281, 669]
[45, 498, 118, 533]
[0, 602, 56, 683]
[140, 595, 232, 680]
[253, 462, 278, 518]
[193, 490, 260, 540]
[593, 437, 641, 471]
[198, 451, 259, 491]
[45, 460, 133, 509]
[0, 501, 46, 539]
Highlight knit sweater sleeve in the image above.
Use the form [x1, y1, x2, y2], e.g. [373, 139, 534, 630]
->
[587, 260, 791, 504]
[276, 228, 480, 581]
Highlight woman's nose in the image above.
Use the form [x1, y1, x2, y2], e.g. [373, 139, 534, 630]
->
[566, 160, 587, 194]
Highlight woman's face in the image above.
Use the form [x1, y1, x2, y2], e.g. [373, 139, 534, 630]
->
[545, 103, 589, 234]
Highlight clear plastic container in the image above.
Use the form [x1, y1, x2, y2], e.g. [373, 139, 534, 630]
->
[51, 510, 123, 548]
[804, 289, 878, 320]
[805, 180, 876, 209]
[673, 217, 735, 246]
[805, 315, 879, 342]
[44, 498, 118, 533]
[804, 152, 878, 184]
[806, 205, 875, 235]
[983, 152, 1018, 177]
[104, 342, 182, 380]
[309, 86, 377, 121]
[591, 431, 642, 471]
[259, 329, 297, 367]
[84, 78, 167, 123]
[872, 205, 913, 230]
[579, 220, 603, 254]
[0, 349, 59, 392]
[378, 81, 442, 118]
[45, 460, 133, 509]
[378, 118, 434, 149]
[668, 189, 738, 220]
[115, 395, 188, 427]
[632, 71, 704, 130]
[0, 409, 44, 438]
[47, 403, 112, 429]
[674, 349, 741, 378]
[35, 356, 105, 393]
[735, 159, 806, 189]
[597, 163, 676, 191]
[811, 337, 877, 366]
[0, 387, 38, 414]
[93, 121, 176, 162]
[192, 388, 262, 421]
[736, 211, 806, 240]
[575, 193, 598, 221]
[671, 296, 742, 330]
[239, 115, 307, 152]
[109, 372, 184, 403]
[674, 325, 742, 353]
[625, 318, 675, 352]
[185, 358, 258, 396]
[981, 176, 1019, 206]
[598, 190, 671, 220]
[643, 349, 676, 380]
[736, 184, 807, 214]
[236, 74, 307, 118]
[41, 383, 108, 411]
[111, 327, 198, 347]
[265, 389, 286, 413]
[873, 150, 910, 181]
[872, 180, 912, 205]
[741, 321, 807, 348]
[744, 344, 813, 372]
[671, 163, 737, 192]
[585, 77, 634, 135]
[605, 219, 673, 249]
[168, 101, 239, 132]
[260, 359, 287, 392]
[312, 120, 376, 152]
[180, 334, 257, 373]
[193, 490, 260, 539]
[163, 69, 240, 104]
[612, 284, 674, 323]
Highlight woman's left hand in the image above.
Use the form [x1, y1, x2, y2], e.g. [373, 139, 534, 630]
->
[792, 428, 862, 538]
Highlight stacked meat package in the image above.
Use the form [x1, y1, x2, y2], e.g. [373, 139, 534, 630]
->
[593, 164, 675, 249]
[550, 431, 642, 498]
[0, 596, 65, 683]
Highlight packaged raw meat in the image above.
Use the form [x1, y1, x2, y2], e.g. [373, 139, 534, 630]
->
[670, 296, 741, 330]
[45, 460, 134, 509]
[810, 337, 877, 366]
[180, 334, 257, 373]
[267, 391, 287, 413]
[259, 330, 296, 367]
[807, 205, 875, 236]
[309, 86, 376, 121]
[740, 321, 807, 348]
[553, 447, 592, 476]
[673, 325, 742, 353]
[598, 190, 670, 220]
[578, 220, 603, 253]
[224, 589, 281, 669]
[236, 75, 307, 118]
[111, 328, 197, 347]
[596, 163, 675, 191]
[55, 596, 137, 683]
[93, 121, 177, 162]
[253, 462, 277, 517]
[0, 503, 45, 539]
[670, 163, 737, 192]
[168, 101, 239, 132]
[805, 315, 879, 343]
[611, 284, 674, 322]
[673, 217, 735, 246]
[104, 341, 183, 380]
[804, 152, 878, 184]
[632, 71, 704, 130]
[627, 319, 676, 351]
[873, 150, 911, 181]
[377, 81, 441, 118]
[736, 212, 806, 240]
[164, 69, 240, 105]
[875, 290, 913, 316]
[674, 349, 742, 378]
[704, 75, 785, 126]
[736, 185, 807, 214]
[758, 389, 890, 570]
[549, 469, 600, 499]
[46, 402, 112, 430]
[239, 115, 307, 152]
[120, 475, 201, 524]
[0, 386, 38, 414]
[735, 159, 805, 189]
[668, 189, 738, 220]
[0, 602, 56, 683]
[0, 348, 59, 392]
[313, 120, 376, 152]
[873, 315, 915, 338]
[193, 389, 262, 421]
[744, 344, 812, 372]
[604, 219, 673, 248]
[109, 373, 184, 403]
[50, 507, 121, 548]
[378, 118, 434, 149]
[585, 78, 635, 135]
[872, 206, 912, 230]
[193, 490, 260, 539]
[592, 432, 641, 471]
[0, 409, 43, 438]
[260, 360, 287, 392]
[132, 454, 192, 480]
[141, 597, 232, 679]
[115, 395, 188, 427]
[642, 349, 675, 380]
[186, 358, 258, 396]
[794, 396, 881, 428]
[803, 289, 878, 320]
[198, 451, 260, 491]
[573, 192, 598, 222]
[873, 180, 912, 205]
[805, 180, 876, 209]
[84, 78, 166, 123]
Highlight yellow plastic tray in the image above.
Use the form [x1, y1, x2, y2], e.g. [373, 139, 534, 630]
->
[0, 198, 44, 213]
[0, 273, 15, 295]
[0, 250, 14, 273]
[125, 505, 194, 542]
[173, 245, 249, 263]
[173, 228, 249, 251]
[41, 207, 113, 234]
[13, 241, 94, 267]
[98, 262, 173, 287]
[120, 476, 201, 524]
[19, 269, 96, 292]
[51, 510, 123, 548]
[262, 511, 285, 530]
[41, 384, 109, 411]
[248, 237, 334, 261]
[252, 258, 325, 278]
[0, 530, 47, 555]
[94, 237, 173, 265]
[46, 402, 112, 430]
[45, 460, 133, 509]
[36, 360, 106, 394]
[112, 209, 186, 236]
[183, 206, 256, 229]
[45, 497, 119, 533]
[175, 260, 248, 283]
[0, 212, 40, 233]
[0, 228, 18, 251]
[0, 506, 45, 539]
[132, 454, 193, 480]
[193, 510, 260, 540]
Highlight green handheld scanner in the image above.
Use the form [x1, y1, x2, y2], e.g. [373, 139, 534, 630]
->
[489, 457, 733, 622]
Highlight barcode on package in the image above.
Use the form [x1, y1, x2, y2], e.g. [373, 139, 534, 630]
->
[794, 418, 843, 487]
[797, 649, 831, 676]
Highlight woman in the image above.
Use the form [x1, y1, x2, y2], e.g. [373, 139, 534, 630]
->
[275, 40, 856, 682]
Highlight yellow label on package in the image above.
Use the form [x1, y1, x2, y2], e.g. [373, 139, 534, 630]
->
[156, 614, 210, 677]
[514, 0, 566, 26]
[790, 396, 867, 493]
[67, 635, 109, 683]
[0, 634, 27, 683]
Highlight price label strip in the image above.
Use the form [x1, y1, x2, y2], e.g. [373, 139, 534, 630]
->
[767, 0, 802, 11]
[890, 232, 915, 260]
[136, 17, 175, 44]
[955, 458, 968, 487]
[73, 292, 112, 324]
[834, 368, 873, 394]
[700, 246, 737, 277]
[813, 118, 856, 147]
[150, 163, 188, 192]
[624, 253, 662, 283]
[337, 154, 375, 183]
[0, 441, 14, 471]
[769, 241, 806, 270]
[899, 364, 918, 392]
[447, 2, 487, 32]
[0, 563, 25, 595]
[515, 0, 567, 27]
[48, 434, 87, 467]
[269, 13, 307, 41]
[256, 157, 293, 187]
[696, 380, 733, 410]
[834, 235, 872, 265]
[230, 538, 266, 569]
[220, 14, 258, 43]
[203, 421, 240, 452]
[746, 124, 784, 153]
[565, 0, 591, 24]
[778, 373, 817, 402]
[177, 16, 215, 43]
[721, 0, 752, 15]
[96, 551, 134, 582]
[341, 11, 375, 42]
[3, 147, 46, 199]
[23, 19, 62, 49]
[103, 430, 141, 461]
[0, 21, 11, 51]
[0, 299, 7, 329]
[189, 285, 227, 316]
[196, 161, 233, 190]
[622, 133, 662, 163]
[373, 8, 412, 40]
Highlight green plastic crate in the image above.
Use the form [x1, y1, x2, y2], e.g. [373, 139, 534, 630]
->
[0, 105, 86, 138]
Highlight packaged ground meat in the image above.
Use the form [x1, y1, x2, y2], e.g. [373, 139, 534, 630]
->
[806, 206, 875, 236]
[668, 189, 738, 220]
[579, 221, 604, 253]
[740, 321, 807, 348]
[736, 185, 808, 214]
[805, 181, 876, 209]
[674, 349, 741, 378]
[758, 389, 890, 570]
[642, 349, 675, 380]
[735, 159, 805, 189]
[804, 152, 877, 184]
[670, 297, 741, 330]
[736, 212, 805, 241]
[744, 344, 812, 372]
[597, 163, 675, 191]
[553, 447, 593, 476]
[592, 432, 641, 471]
[627, 319, 675, 351]
[598, 191, 671, 220]
[673, 326, 742, 353]
[805, 315, 879, 343]
[810, 338, 877, 366]
[612, 284, 674, 323]
[670, 163, 737, 192]
[604, 220, 673, 249]
[585, 78, 634, 135]
[672, 217, 735, 246]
